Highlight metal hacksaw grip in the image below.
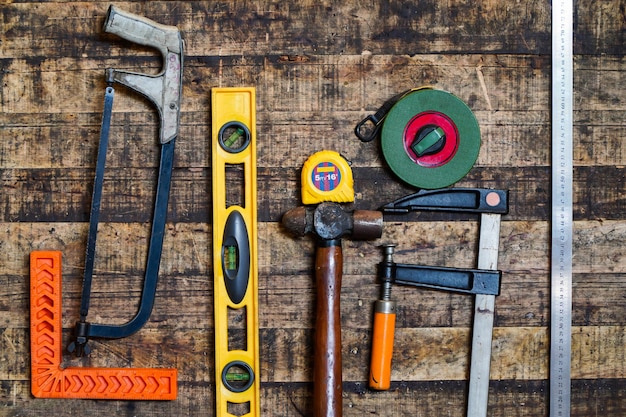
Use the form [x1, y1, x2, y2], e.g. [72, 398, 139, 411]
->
[103, 5, 183, 144]
[212, 88, 260, 416]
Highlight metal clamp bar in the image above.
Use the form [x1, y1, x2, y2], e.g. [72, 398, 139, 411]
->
[467, 212, 502, 417]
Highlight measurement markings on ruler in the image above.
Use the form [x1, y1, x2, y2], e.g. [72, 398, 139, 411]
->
[550, 0, 573, 416]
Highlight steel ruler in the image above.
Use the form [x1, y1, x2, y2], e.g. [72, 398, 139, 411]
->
[212, 87, 260, 416]
[550, 0, 573, 416]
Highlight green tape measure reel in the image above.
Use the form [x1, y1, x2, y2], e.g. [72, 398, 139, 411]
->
[377, 88, 481, 189]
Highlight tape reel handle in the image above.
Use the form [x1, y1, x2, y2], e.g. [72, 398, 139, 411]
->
[354, 88, 423, 142]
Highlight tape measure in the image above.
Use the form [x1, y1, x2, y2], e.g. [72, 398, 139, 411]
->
[301, 150, 354, 205]
[550, 1, 573, 415]
[356, 88, 481, 189]
[212, 87, 260, 416]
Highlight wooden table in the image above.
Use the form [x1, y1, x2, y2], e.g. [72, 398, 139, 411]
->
[1, 1, 625, 415]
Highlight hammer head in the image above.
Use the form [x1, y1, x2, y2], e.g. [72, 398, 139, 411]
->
[282, 202, 383, 241]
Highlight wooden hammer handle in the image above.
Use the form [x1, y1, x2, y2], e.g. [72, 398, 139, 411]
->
[313, 242, 343, 417]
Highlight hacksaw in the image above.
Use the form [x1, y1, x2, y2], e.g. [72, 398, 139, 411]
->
[212, 88, 260, 416]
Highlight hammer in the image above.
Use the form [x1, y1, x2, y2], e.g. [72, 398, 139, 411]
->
[282, 151, 383, 417]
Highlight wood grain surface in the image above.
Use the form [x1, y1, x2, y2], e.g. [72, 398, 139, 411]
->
[1, 1, 625, 416]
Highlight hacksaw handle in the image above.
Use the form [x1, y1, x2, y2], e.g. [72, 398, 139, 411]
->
[313, 242, 343, 417]
[103, 5, 183, 144]
[104, 5, 182, 54]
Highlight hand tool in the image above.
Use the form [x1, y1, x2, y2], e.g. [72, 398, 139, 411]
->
[282, 151, 383, 417]
[355, 87, 481, 189]
[551, 1, 573, 415]
[67, 4, 184, 357]
[368, 244, 396, 391]
[211, 87, 261, 416]
[29, 6, 182, 400]
[370, 188, 508, 417]
[30, 251, 177, 400]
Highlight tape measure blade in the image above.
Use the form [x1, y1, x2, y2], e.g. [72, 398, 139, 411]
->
[550, 1, 573, 416]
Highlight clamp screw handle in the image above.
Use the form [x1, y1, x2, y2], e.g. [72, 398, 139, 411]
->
[369, 244, 397, 391]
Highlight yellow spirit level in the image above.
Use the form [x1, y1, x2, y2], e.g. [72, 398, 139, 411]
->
[211, 87, 260, 416]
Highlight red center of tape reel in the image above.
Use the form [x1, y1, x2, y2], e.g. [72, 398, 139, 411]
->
[403, 111, 460, 167]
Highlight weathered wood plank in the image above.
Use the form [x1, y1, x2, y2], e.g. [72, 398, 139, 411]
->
[2, 221, 625, 335]
[1, 165, 624, 223]
[1, 105, 625, 172]
[6, 266, 624, 334]
[3, 220, 625, 277]
[3, 324, 626, 385]
[2, 0, 623, 58]
[3, 54, 625, 117]
[0, 1, 547, 58]
[2, 378, 625, 417]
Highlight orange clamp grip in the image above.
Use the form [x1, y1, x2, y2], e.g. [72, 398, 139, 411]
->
[30, 251, 177, 400]
[369, 301, 396, 391]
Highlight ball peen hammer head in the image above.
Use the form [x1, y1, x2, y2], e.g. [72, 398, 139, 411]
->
[281, 203, 383, 241]
[283, 150, 383, 241]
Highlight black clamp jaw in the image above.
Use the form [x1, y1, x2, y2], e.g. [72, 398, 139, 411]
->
[382, 188, 508, 215]
[378, 188, 508, 297]
[379, 254, 501, 296]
